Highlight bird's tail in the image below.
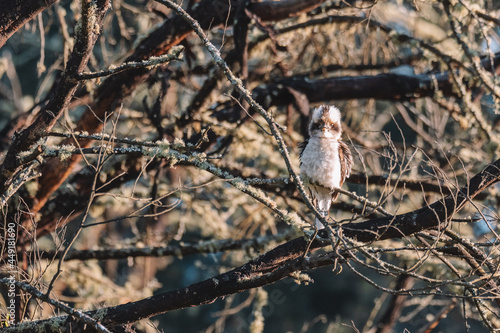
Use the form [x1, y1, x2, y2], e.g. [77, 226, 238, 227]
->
[314, 210, 329, 229]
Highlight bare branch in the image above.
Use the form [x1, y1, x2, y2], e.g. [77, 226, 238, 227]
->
[0, 278, 111, 333]
[76, 46, 184, 80]
[0, 0, 58, 49]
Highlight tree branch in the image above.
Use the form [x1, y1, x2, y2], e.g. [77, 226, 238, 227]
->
[26, 233, 294, 261]
[248, 0, 325, 21]
[0, 0, 58, 49]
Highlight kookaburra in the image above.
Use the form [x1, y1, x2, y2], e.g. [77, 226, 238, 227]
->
[299, 105, 353, 229]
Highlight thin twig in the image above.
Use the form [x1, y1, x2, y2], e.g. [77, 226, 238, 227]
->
[76, 46, 184, 80]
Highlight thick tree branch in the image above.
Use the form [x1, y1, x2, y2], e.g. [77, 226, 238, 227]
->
[0, 0, 58, 49]
[248, 0, 325, 21]
[26, 233, 293, 261]
[254, 72, 454, 107]
[6, 235, 328, 332]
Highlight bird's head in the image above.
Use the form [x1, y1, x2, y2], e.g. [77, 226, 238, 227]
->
[308, 105, 342, 140]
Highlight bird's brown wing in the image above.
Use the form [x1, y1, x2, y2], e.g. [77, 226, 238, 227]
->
[339, 140, 353, 186]
[332, 141, 353, 201]
[298, 138, 309, 166]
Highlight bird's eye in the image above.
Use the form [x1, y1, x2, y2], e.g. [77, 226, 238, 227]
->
[311, 122, 322, 131]
[331, 123, 340, 132]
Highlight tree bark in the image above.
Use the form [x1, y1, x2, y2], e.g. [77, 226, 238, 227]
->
[0, 0, 58, 49]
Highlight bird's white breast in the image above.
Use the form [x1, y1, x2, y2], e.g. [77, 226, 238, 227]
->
[300, 137, 341, 189]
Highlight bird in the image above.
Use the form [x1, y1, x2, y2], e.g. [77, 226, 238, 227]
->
[299, 105, 353, 229]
